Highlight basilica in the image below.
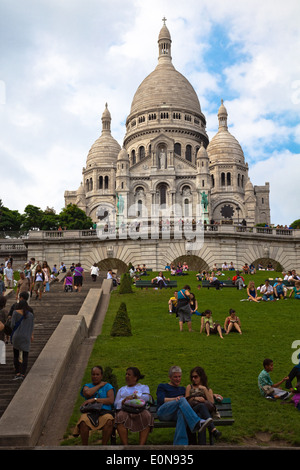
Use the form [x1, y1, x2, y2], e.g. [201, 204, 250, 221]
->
[64, 20, 270, 228]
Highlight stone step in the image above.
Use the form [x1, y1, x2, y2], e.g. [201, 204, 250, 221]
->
[0, 274, 105, 419]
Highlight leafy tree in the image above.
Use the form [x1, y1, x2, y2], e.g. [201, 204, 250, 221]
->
[0, 200, 24, 232]
[22, 204, 44, 231]
[58, 204, 93, 230]
[41, 207, 60, 230]
[290, 219, 300, 229]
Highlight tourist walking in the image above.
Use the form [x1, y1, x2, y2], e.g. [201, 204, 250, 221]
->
[74, 263, 84, 292]
[11, 299, 34, 381]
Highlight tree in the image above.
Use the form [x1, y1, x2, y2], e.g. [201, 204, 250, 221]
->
[0, 200, 24, 232]
[290, 219, 300, 229]
[41, 207, 60, 230]
[22, 204, 44, 231]
[58, 204, 93, 230]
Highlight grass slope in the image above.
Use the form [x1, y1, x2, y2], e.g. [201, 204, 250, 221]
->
[64, 270, 300, 446]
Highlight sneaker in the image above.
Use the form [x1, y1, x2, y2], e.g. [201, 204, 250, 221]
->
[281, 392, 291, 400]
[12, 374, 24, 381]
[194, 417, 213, 433]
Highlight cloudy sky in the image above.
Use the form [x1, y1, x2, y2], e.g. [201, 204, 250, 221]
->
[0, 0, 299, 225]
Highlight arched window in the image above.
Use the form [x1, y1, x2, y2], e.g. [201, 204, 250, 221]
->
[139, 146, 145, 160]
[104, 176, 109, 190]
[184, 199, 190, 217]
[131, 150, 136, 165]
[137, 200, 143, 217]
[221, 173, 225, 186]
[99, 176, 103, 189]
[211, 174, 215, 188]
[237, 174, 240, 187]
[159, 184, 167, 206]
[86, 179, 90, 192]
[174, 143, 181, 156]
[227, 172, 231, 186]
[185, 145, 192, 162]
[89, 178, 93, 190]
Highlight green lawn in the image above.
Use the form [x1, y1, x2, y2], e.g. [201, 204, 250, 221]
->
[63, 270, 300, 446]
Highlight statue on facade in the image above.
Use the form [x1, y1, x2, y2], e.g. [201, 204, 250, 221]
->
[116, 193, 124, 214]
[159, 149, 167, 169]
[201, 191, 208, 211]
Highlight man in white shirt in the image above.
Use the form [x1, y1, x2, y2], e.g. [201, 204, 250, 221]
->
[4, 262, 14, 288]
[261, 280, 274, 301]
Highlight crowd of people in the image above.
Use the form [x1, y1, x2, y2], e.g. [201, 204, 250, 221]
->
[1, 254, 299, 445]
[73, 365, 223, 446]
[72, 359, 300, 446]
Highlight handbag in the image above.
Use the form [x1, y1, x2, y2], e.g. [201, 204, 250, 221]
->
[122, 398, 146, 414]
[121, 395, 154, 414]
[80, 401, 103, 413]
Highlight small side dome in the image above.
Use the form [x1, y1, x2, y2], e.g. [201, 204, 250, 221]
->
[117, 147, 129, 161]
[197, 141, 208, 159]
[86, 103, 121, 166]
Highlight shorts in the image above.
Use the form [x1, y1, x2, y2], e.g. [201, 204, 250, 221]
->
[34, 281, 44, 292]
[177, 303, 192, 323]
[74, 276, 83, 286]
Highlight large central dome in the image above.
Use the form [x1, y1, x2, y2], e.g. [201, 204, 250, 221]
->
[124, 20, 207, 146]
[130, 22, 201, 116]
[130, 63, 202, 115]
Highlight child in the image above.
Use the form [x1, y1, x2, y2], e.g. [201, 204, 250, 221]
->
[63, 271, 74, 292]
[258, 358, 290, 400]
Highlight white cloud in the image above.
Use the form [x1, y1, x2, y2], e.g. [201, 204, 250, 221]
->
[0, 0, 299, 227]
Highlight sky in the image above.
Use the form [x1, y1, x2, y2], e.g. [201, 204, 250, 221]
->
[0, 0, 299, 226]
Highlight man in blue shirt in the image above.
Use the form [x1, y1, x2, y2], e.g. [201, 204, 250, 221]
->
[156, 365, 212, 445]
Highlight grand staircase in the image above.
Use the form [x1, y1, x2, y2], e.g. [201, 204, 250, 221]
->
[0, 273, 105, 419]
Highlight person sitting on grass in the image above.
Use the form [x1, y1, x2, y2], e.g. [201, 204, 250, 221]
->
[285, 353, 300, 391]
[258, 358, 290, 400]
[247, 281, 262, 302]
[189, 292, 202, 316]
[289, 280, 300, 300]
[224, 309, 242, 335]
[273, 278, 287, 300]
[260, 279, 274, 301]
[200, 310, 224, 339]
[168, 290, 178, 314]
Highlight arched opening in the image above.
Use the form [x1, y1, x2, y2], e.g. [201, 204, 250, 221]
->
[252, 258, 284, 272]
[96, 258, 129, 274]
[172, 255, 209, 272]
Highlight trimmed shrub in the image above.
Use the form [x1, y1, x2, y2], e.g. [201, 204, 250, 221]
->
[110, 302, 132, 337]
[119, 272, 133, 294]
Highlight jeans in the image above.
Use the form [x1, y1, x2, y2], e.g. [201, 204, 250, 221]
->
[157, 397, 203, 445]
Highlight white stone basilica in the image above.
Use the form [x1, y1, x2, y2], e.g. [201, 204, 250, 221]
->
[64, 20, 271, 228]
